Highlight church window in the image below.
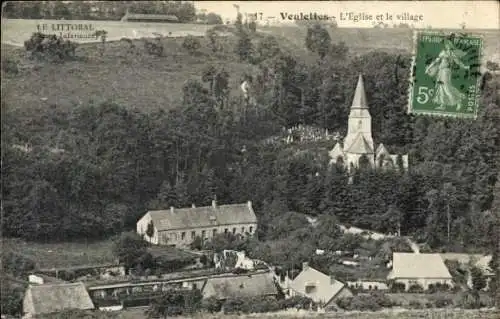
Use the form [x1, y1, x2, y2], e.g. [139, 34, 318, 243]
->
[359, 155, 371, 170]
[336, 156, 344, 166]
[357, 120, 363, 130]
[378, 154, 385, 168]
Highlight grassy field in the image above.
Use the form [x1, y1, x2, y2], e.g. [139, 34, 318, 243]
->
[2, 237, 117, 269]
[1, 35, 258, 114]
[117, 308, 500, 319]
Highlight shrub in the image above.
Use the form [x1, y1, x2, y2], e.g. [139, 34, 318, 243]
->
[369, 291, 394, 308]
[202, 296, 222, 313]
[408, 283, 424, 293]
[182, 35, 201, 55]
[460, 290, 481, 309]
[432, 295, 453, 308]
[336, 294, 382, 311]
[245, 296, 280, 313]
[279, 296, 315, 310]
[24, 32, 77, 62]
[144, 39, 164, 57]
[222, 298, 245, 314]
[390, 282, 406, 293]
[428, 282, 451, 293]
[408, 300, 424, 309]
[1, 57, 19, 75]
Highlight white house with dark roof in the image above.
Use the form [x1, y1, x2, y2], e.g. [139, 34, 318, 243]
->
[23, 282, 94, 318]
[387, 253, 453, 290]
[329, 74, 408, 172]
[137, 200, 257, 247]
[288, 263, 352, 310]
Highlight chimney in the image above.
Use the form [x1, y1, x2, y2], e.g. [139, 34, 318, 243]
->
[302, 262, 309, 270]
[247, 200, 252, 210]
[170, 206, 174, 213]
[192, 204, 196, 208]
[212, 200, 217, 208]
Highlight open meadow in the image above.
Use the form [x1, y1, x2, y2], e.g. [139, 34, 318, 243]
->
[118, 308, 500, 319]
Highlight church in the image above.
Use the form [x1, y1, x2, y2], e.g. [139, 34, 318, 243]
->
[329, 75, 408, 172]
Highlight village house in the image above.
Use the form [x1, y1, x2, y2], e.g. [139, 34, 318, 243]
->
[387, 253, 453, 291]
[137, 200, 257, 247]
[202, 272, 278, 301]
[288, 263, 352, 310]
[23, 282, 94, 318]
[329, 74, 408, 172]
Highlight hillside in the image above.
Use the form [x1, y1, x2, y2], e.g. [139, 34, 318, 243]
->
[1, 35, 260, 113]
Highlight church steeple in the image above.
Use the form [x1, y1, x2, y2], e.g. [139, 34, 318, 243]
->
[351, 74, 368, 109]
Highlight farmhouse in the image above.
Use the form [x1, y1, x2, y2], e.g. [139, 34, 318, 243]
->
[387, 253, 453, 290]
[288, 263, 352, 310]
[23, 282, 94, 318]
[137, 200, 257, 247]
[329, 74, 408, 172]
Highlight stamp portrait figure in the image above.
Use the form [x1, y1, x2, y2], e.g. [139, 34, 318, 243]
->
[425, 39, 470, 110]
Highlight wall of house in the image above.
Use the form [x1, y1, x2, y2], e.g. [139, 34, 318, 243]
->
[157, 222, 258, 247]
[136, 213, 159, 245]
[22, 289, 35, 318]
[395, 278, 454, 290]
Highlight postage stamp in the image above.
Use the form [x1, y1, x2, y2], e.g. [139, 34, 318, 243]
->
[408, 32, 483, 118]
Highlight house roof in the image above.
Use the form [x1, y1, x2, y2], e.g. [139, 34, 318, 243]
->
[147, 201, 257, 231]
[351, 74, 368, 109]
[388, 253, 452, 280]
[289, 266, 347, 305]
[345, 133, 374, 154]
[24, 282, 94, 315]
[125, 13, 179, 21]
[202, 272, 277, 300]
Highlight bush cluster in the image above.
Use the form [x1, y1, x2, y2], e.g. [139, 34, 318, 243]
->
[202, 295, 316, 315]
[24, 33, 77, 62]
[427, 282, 452, 293]
[1, 57, 19, 75]
[182, 35, 202, 55]
[336, 292, 396, 311]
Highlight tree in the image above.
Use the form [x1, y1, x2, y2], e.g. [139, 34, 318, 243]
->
[206, 29, 220, 53]
[305, 24, 331, 59]
[206, 12, 223, 25]
[235, 30, 253, 62]
[256, 36, 281, 63]
[113, 232, 150, 272]
[470, 266, 487, 292]
[182, 35, 201, 55]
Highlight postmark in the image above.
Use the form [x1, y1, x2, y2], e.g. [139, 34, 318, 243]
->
[408, 32, 483, 118]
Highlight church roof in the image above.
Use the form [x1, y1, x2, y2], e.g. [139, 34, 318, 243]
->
[376, 144, 390, 157]
[329, 143, 344, 158]
[351, 74, 368, 109]
[345, 133, 373, 154]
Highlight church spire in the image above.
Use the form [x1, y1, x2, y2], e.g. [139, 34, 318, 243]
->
[351, 74, 368, 109]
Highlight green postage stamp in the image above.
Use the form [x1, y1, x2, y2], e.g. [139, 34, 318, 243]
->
[408, 32, 483, 118]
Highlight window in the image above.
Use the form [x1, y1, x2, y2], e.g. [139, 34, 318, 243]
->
[241, 227, 245, 233]
[191, 231, 196, 239]
[232, 228, 236, 234]
[224, 228, 228, 234]
[213, 229, 217, 236]
[181, 232, 186, 240]
[249, 226, 253, 233]
[305, 284, 316, 294]
[202, 230, 206, 238]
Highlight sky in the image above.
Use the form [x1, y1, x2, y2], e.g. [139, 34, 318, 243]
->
[194, 1, 499, 29]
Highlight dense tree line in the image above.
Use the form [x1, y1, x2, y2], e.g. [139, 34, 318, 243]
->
[2, 1, 198, 22]
[2, 24, 500, 259]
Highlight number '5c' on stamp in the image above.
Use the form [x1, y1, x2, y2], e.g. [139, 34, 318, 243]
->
[409, 32, 483, 119]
